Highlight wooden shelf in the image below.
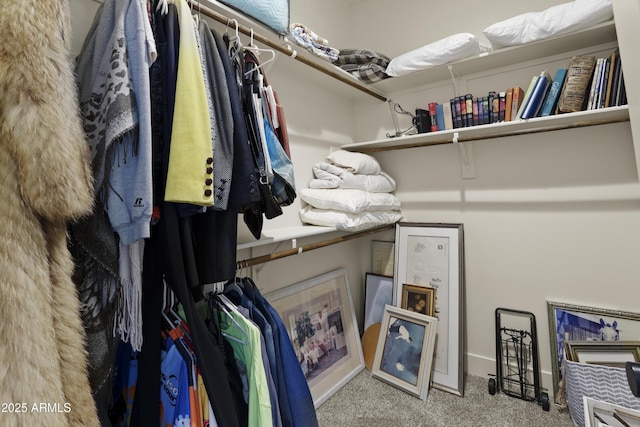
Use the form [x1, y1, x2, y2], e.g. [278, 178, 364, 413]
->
[342, 106, 630, 153]
[373, 21, 617, 94]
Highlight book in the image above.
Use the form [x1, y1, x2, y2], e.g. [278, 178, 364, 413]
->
[487, 91, 496, 123]
[491, 92, 500, 123]
[477, 96, 485, 125]
[516, 76, 538, 119]
[442, 102, 453, 130]
[557, 55, 597, 113]
[510, 86, 524, 120]
[608, 51, 622, 107]
[465, 94, 474, 126]
[505, 88, 514, 121]
[459, 96, 467, 127]
[539, 68, 567, 117]
[472, 97, 479, 126]
[618, 70, 627, 105]
[498, 92, 506, 122]
[520, 70, 551, 119]
[604, 50, 618, 108]
[586, 58, 603, 110]
[428, 102, 439, 132]
[436, 103, 445, 131]
[481, 96, 490, 124]
[597, 56, 610, 109]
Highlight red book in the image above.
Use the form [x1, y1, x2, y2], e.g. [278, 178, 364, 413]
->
[428, 102, 438, 132]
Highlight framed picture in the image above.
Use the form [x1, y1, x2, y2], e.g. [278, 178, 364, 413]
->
[265, 268, 364, 408]
[564, 340, 640, 368]
[547, 301, 640, 398]
[371, 240, 395, 276]
[371, 305, 438, 400]
[364, 273, 394, 331]
[400, 283, 435, 316]
[393, 222, 465, 396]
[584, 396, 640, 427]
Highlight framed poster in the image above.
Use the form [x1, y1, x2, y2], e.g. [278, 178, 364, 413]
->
[547, 301, 640, 400]
[394, 222, 465, 396]
[371, 240, 395, 276]
[371, 305, 438, 400]
[266, 268, 364, 407]
[364, 273, 394, 331]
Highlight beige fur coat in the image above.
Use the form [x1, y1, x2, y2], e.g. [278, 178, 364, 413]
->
[0, 1, 99, 425]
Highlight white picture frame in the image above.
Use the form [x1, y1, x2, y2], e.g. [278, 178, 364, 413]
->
[393, 222, 465, 396]
[265, 268, 364, 408]
[371, 305, 438, 400]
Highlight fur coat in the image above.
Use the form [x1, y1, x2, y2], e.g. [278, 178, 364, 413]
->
[0, 0, 99, 425]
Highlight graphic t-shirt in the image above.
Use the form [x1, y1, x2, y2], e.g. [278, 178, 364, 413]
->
[160, 340, 191, 427]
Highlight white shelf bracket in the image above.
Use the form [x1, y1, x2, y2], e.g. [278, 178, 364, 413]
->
[457, 135, 476, 180]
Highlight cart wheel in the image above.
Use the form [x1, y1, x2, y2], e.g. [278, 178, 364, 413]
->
[540, 392, 550, 411]
[488, 378, 496, 395]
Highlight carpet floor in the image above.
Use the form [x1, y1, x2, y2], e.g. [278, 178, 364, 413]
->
[315, 369, 574, 426]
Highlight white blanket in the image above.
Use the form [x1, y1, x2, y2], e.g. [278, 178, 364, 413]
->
[326, 150, 381, 175]
[300, 188, 401, 214]
[309, 162, 396, 193]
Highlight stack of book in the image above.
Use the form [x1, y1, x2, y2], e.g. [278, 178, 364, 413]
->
[418, 51, 626, 133]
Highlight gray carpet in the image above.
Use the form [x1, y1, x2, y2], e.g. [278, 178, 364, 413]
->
[316, 369, 574, 426]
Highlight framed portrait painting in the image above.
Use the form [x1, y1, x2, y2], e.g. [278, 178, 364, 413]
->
[265, 268, 364, 408]
[400, 283, 435, 317]
[371, 305, 438, 400]
[393, 222, 465, 396]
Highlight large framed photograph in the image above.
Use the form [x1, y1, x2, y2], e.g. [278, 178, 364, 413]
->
[547, 301, 640, 399]
[265, 268, 364, 407]
[364, 273, 394, 331]
[371, 305, 438, 400]
[393, 222, 465, 396]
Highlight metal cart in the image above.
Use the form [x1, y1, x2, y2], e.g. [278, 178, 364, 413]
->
[488, 307, 550, 411]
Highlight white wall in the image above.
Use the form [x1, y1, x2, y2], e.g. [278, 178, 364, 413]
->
[339, 0, 640, 397]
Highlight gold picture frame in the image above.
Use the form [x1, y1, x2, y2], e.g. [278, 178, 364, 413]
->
[564, 340, 640, 368]
[401, 283, 435, 317]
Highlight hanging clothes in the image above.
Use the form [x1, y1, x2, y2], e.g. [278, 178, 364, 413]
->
[224, 279, 319, 427]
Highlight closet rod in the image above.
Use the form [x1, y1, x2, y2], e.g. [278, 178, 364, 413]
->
[236, 224, 394, 269]
[188, 0, 388, 102]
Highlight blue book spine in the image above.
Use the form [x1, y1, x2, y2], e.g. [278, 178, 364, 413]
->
[521, 74, 550, 119]
[436, 103, 445, 131]
[540, 69, 568, 117]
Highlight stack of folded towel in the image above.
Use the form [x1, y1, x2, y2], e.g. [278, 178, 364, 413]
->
[299, 150, 402, 231]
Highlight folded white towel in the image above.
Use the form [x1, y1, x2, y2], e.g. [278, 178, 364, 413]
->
[310, 162, 396, 193]
[326, 150, 381, 175]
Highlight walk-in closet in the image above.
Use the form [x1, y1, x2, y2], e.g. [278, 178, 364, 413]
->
[1, 0, 639, 425]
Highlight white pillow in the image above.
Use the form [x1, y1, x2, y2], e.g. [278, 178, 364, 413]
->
[300, 188, 401, 214]
[299, 206, 402, 232]
[385, 33, 481, 77]
[326, 150, 381, 175]
[483, 0, 613, 49]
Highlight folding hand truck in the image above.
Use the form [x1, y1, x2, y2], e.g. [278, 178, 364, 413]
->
[488, 307, 550, 411]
